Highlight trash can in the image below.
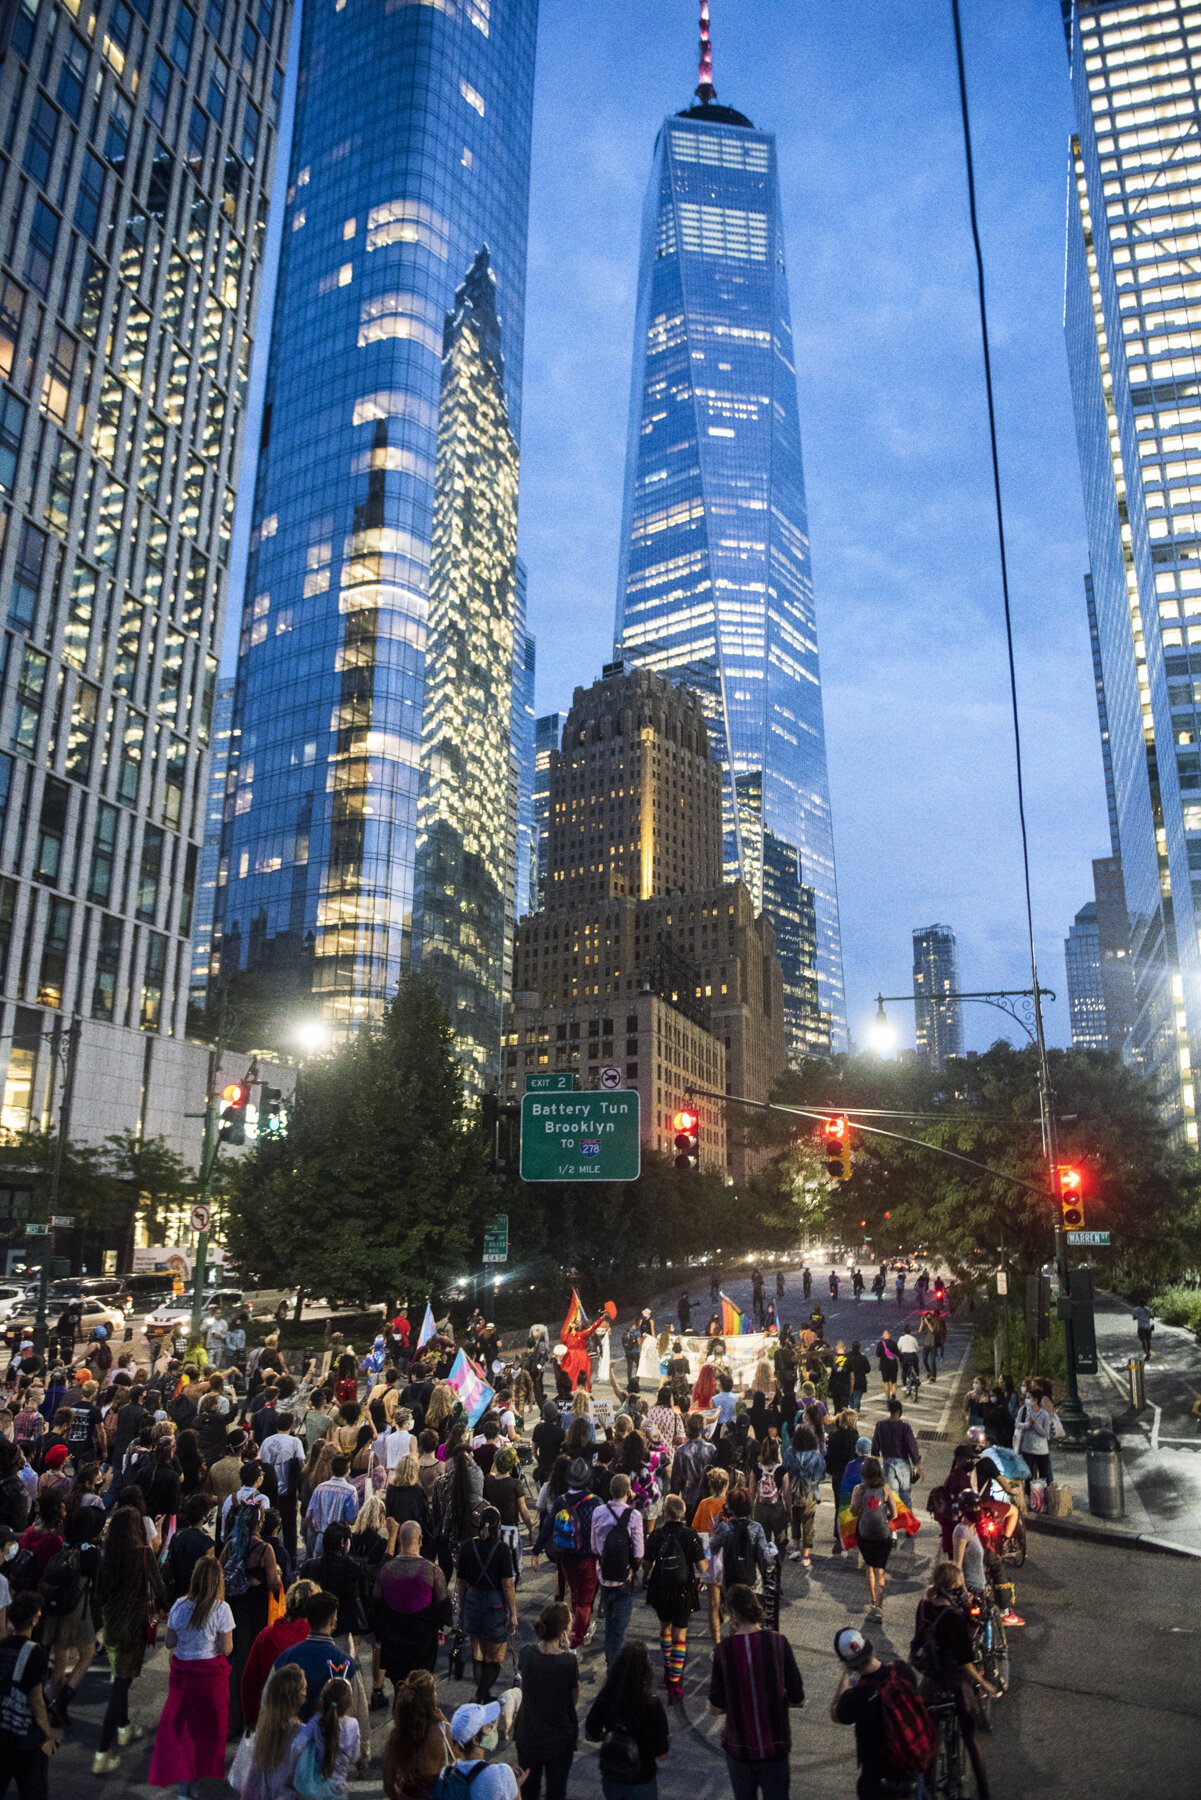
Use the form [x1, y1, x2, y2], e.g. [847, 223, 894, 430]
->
[1128, 1358, 1146, 1413]
[1085, 1428, 1125, 1520]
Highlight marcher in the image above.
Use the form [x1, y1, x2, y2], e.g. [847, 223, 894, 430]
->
[585, 1640, 671, 1800]
[782, 1426, 825, 1568]
[441, 1701, 521, 1800]
[590, 1473, 643, 1667]
[849, 1456, 897, 1625]
[869, 1400, 922, 1511]
[240, 1578, 319, 1731]
[669, 1412, 715, 1516]
[895, 1328, 921, 1398]
[910, 1562, 1000, 1800]
[375, 1520, 453, 1690]
[238, 1664, 305, 1800]
[830, 1626, 933, 1800]
[293, 1674, 360, 1793]
[455, 1505, 517, 1705]
[643, 1494, 705, 1702]
[0, 1592, 58, 1800]
[148, 1556, 234, 1794]
[272, 1591, 360, 1722]
[39, 1506, 104, 1725]
[383, 1669, 454, 1800]
[874, 1333, 898, 1403]
[222, 1500, 283, 1737]
[709, 1584, 805, 1800]
[553, 1459, 602, 1650]
[92, 1503, 168, 1775]
[514, 1602, 579, 1800]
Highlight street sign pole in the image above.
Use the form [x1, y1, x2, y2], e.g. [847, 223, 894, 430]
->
[188, 1050, 219, 1346]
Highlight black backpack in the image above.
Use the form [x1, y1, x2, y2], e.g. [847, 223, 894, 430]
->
[598, 1725, 642, 1784]
[650, 1522, 688, 1587]
[38, 1547, 83, 1617]
[723, 1520, 757, 1588]
[599, 1506, 634, 1584]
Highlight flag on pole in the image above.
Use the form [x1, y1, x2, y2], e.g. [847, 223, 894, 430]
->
[720, 1293, 749, 1337]
[561, 1288, 585, 1342]
[446, 1348, 494, 1428]
[415, 1303, 436, 1353]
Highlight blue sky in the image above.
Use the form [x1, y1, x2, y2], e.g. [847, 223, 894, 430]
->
[230, 0, 1102, 1055]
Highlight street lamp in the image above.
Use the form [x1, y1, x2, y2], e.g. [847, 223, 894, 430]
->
[295, 1020, 331, 1056]
[869, 999, 898, 1056]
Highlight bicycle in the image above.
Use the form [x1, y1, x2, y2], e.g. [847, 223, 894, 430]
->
[917, 1695, 968, 1799]
[967, 1589, 1009, 1727]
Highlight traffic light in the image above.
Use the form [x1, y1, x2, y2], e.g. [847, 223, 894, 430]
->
[259, 1087, 283, 1136]
[1057, 1165, 1084, 1231]
[672, 1108, 699, 1173]
[823, 1116, 852, 1181]
[218, 1080, 248, 1145]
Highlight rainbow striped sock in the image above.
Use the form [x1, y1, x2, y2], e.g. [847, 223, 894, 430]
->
[668, 1639, 686, 1684]
[659, 1623, 672, 1676]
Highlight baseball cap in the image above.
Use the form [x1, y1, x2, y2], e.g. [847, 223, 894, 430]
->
[834, 1627, 873, 1668]
[855, 1436, 872, 1455]
[449, 1702, 500, 1746]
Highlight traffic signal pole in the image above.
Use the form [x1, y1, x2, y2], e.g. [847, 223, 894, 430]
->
[1031, 994, 1088, 1440]
[188, 1052, 219, 1346]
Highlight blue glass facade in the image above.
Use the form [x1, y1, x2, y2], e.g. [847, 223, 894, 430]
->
[512, 561, 536, 925]
[614, 95, 845, 1054]
[215, 0, 537, 1028]
[1063, 0, 1201, 1139]
[191, 676, 236, 1006]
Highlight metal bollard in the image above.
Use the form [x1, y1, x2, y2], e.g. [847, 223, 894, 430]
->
[1085, 1428, 1125, 1520]
[1128, 1358, 1146, 1413]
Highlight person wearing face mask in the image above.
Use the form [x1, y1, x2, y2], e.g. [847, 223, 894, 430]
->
[435, 1702, 523, 1800]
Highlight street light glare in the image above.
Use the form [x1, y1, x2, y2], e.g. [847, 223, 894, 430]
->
[869, 1017, 897, 1055]
[296, 1020, 331, 1054]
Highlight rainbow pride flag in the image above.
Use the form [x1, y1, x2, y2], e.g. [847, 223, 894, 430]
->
[720, 1293, 749, 1337]
[415, 1303, 436, 1353]
[561, 1288, 585, 1341]
[446, 1348, 494, 1428]
[837, 1462, 922, 1550]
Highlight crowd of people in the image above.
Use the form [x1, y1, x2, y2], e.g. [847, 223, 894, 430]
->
[0, 1278, 1044, 1799]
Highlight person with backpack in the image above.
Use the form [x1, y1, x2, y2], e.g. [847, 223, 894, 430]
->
[873, 1333, 898, 1403]
[709, 1583, 805, 1800]
[549, 1458, 601, 1650]
[849, 1456, 897, 1624]
[147, 1555, 234, 1794]
[709, 1485, 773, 1602]
[749, 1439, 790, 1553]
[222, 1500, 283, 1737]
[0, 1589, 58, 1795]
[455, 1505, 516, 1706]
[643, 1494, 705, 1703]
[437, 1701, 521, 1800]
[585, 1639, 670, 1800]
[782, 1425, 825, 1569]
[37, 1505, 103, 1727]
[909, 1562, 1000, 1800]
[92, 1503, 169, 1775]
[0, 1443, 30, 1537]
[590, 1473, 644, 1667]
[830, 1625, 934, 1800]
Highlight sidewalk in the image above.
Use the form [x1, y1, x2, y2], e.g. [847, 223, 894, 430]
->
[1032, 1289, 1201, 1558]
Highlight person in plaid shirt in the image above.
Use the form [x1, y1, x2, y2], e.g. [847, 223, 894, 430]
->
[709, 1584, 805, 1800]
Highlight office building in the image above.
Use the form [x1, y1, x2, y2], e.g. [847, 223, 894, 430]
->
[1065, 899, 1108, 1050]
[532, 709, 562, 910]
[414, 250, 519, 1097]
[0, 0, 291, 1153]
[762, 827, 826, 1058]
[513, 564, 536, 924]
[214, 0, 538, 1031]
[190, 674, 235, 1007]
[1093, 851, 1134, 1050]
[1063, 0, 1201, 1140]
[506, 667, 786, 1177]
[912, 924, 963, 1072]
[613, 20, 845, 1052]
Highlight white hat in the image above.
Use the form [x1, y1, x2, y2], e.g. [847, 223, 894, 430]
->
[449, 1702, 500, 1746]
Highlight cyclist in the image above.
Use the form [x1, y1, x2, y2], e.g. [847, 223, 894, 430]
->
[910, 1561, 1001, 1800]
[971, 1429, 1026, 1550]
[830, 1626, 928, 1800]
[952, 1492, 1023, 1629]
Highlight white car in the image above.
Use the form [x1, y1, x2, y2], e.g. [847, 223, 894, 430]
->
[3, 1295, 126, 1348]
[0, 1284, 26, 1323]
[144, 1289, 250, 1340]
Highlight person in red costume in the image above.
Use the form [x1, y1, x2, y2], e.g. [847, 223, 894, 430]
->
[560, 1314, 605, 1392]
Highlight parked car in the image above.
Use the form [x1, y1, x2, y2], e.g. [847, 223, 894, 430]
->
[22, 1276, 124, 1308]
[118, 1271, 184, 1313]
[3, 1296, 126, 1349]
[0, 1284, 26, 1323]
[143, 1288, 251, 1342]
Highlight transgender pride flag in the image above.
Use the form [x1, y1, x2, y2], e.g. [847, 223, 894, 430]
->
[415, 1303, 436, 1352]
[446, 1348, 495, 1427]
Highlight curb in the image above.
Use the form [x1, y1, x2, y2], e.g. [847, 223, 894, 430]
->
[1025, 1512, 1201, 1559]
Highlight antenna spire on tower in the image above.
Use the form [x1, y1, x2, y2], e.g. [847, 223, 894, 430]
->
[696, 1, 716, 104]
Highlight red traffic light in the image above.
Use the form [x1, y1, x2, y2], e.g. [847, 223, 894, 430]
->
[823, 1116, 846, 1143]
[221, 1082, 247, 1108]
[672, 1109, 698, 1134]
[1057, 1166, 1082, 1197]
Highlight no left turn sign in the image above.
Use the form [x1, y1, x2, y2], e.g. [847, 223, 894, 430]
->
[190, 1204, 212, 1233]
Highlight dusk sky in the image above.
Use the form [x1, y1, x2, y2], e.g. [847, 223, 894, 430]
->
[231, 0, 1101, 1057]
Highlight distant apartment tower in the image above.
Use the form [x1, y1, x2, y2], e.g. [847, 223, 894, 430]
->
[912, 925, 963, 1071]
[513, 566, 536, 925]
[1092, 852, 1134, 1051]
[532, 710, 561, 911]
[1063, 0, 1201, 1140]
[214, 0, 538, 1032]
[0, 0, 290, 1139]
[613, 29, 845, 1053]
[414, 251, 519, 1098]
[190, 675, 236, 1007]
[1065, 900, 1108, 1050]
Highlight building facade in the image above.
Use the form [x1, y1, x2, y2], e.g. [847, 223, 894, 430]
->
[0, 0, 290, 1146]
[613, 57, 845, 1055]
[1092, 851, 1135, 1050]
[912, 924, 963, 1072]
[190, 672, 234, 1006]
[1063, 0, 1201, 1141]
[532, 709, 561, 911]
[213, 0, 537, 1033]
[1065, 899, 1108, 1049]
[414, 250, 518, 1097]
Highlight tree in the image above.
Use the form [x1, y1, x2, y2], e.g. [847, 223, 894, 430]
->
[225, 974, 501, 1306]
[102, 1131, 191, 1258]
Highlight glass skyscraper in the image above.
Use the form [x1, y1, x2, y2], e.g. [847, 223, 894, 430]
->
[1063, 0, 1201, 1140]
[0, 0, 290, 1133]
[214, 0, 537, 1031]
[912, 923, 963, 1072]
[1065, 899, 1108, 1050]
[613, 46, 845, 1055]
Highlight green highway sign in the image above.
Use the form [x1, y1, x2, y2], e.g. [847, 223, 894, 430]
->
[520, 1091, 641, 1183]
[1066, 1230, 1110, 1247]
[24, 1223, 48, 1237]
[525, 1072, 576, 1093]
[483, 1213, 509, 1264]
